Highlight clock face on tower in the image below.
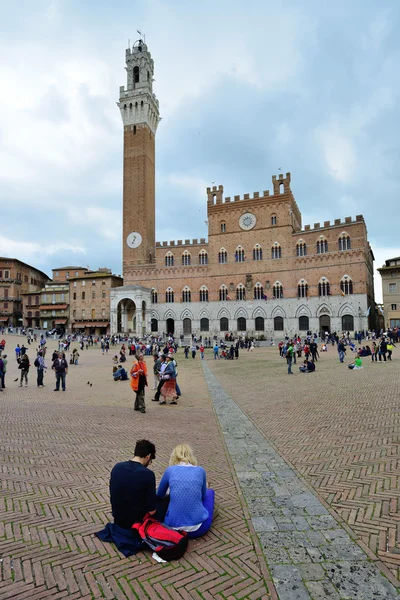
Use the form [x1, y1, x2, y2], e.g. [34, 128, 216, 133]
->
[126, 232, 142, 248]
[239, 212, 256, 231]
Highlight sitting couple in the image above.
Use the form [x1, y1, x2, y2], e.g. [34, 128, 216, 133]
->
[96, 439, 215, 556]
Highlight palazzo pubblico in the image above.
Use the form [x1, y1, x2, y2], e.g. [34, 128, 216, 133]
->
[110, 40, 374, 338]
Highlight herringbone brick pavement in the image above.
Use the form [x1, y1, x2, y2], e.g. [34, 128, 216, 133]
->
[209, 345, 400, 585]
[0, 336, 275, 600]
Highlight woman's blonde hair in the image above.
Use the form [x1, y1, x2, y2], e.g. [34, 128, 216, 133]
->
[169, 443, 197, 466]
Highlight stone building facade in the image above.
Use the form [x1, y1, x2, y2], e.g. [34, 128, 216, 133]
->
[378, 257, 400, 329]
[0, 257, 50, 328]
[110, 41, 374, 338]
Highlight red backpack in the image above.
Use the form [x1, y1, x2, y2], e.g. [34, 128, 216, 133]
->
[132, 515, 188, 561]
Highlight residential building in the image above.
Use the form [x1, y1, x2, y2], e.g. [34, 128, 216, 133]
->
[0, 257, 50, 327]
[377, 258, 400, 329]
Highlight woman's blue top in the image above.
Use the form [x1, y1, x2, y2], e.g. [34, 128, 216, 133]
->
[156, 464, 208, 528]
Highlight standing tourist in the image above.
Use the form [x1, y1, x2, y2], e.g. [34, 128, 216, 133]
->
[213, 343, 219, 360]
[18, 353, 30, 387]
[130, 353, 148, 413]
[52, 352, 69, 391]
[35, 351, 46, 387]
[199, 344, 205, 360]
[0, 354, 7, 388]
[286, 342, 294, 375]
[159, 355, 177, 405]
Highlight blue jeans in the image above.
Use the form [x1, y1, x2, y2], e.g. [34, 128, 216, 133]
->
[187, 489, 215, 539]
[338, 351, 345, 363]
[287, 357, 293, 373]
[55, 371, 66, 390]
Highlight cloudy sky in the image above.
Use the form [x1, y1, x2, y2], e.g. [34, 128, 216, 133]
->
[1, 0, 399, 301]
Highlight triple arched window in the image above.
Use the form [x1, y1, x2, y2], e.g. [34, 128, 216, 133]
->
[253, 283, 264, 300]
[340, 275, 353, 295]
[219, 248, 228, 264]
[318, 278, 330, 296]
[298, 280, 308, 298]
[296, 240, 307, 256]
[273, 282, 283, 299]
[182, 287, 191, 302]
[219, 285, 228, 301]
[182, 251, 191, 266]
[199, 250, 208, 265]
[316, 238, 328, 254]
[151, 289, 158, 304]
[338, 233, 351, 251]
[199, 286, 209, 302]
[236, 284, 246, 301]
[235, 246, 245, 262]
[271, 243, 282, 259]
[165, 252, 174, 267]
[253, 244, 263, 261]
[165, 288, 174, 303]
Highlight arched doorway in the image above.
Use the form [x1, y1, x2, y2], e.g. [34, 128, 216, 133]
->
[319, 314, 331, 333]
[166, 318, 175, 335]
[183, 318, 192, 335]
[117, 299, 136, 333]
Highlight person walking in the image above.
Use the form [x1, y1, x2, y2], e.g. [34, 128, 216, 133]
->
[378, 338, 387, 362]
[286, 342, 294, 375]
[191, 344, 197, 359]
[0, 354, 6, 388]
[52, 352, 68, 391]
[18, 353, 30, 386]
[130, 353, 148, 413]
[213, 343, 219, 360]
[337, 340, 346, 363]
[199, 344, 205, 360]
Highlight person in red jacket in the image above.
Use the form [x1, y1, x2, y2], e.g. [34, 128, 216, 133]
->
[130, 353, 148, 413]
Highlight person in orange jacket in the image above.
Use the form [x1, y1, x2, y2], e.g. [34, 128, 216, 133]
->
[130, 353, 148, 413]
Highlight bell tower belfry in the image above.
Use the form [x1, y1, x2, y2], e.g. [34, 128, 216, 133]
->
[118, 39, 160, 272]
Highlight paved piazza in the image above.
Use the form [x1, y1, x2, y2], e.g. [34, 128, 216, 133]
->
[0, 335, 399, 599]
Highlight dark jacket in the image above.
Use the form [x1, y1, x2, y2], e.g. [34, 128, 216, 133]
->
[52, 358, 68, 373]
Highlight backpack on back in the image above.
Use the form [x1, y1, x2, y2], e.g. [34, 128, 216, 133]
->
[132, 515, 188, 561]
[34, 357, 40, 368]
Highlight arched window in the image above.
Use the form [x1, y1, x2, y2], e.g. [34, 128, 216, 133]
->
[199, 250, 208, 265]
[35, 295, 39, 305]
[254, 283, 264, 300]
[272, 282, 283, 299]
[253, 244, 263, 261]
[298, 280, 308, 298]
[220, 221, 226, 233]
[338, 233, 351, 251]
[165, 252, 174, 267]
[219, 285, 228, 301]
[340, 276, 353, 295]
[182, 287, 191, 302]
[255, 316, 265, 331]
[296, 240, 307, 256]
[299, 315, 309, 331]
[219, 248, 228, 264]
[236, 284, 246, 301]
[237, 317, 246, 331]
[182, 251, 191, 266]
[235, 246, 245, 262]
[199, 286, 209, 302]
[342, 314, 354, 331]
[133, 66, 139, 84]
[274, 316, 284, 331]
[151, 318, 158, 332]
[151, 289, 158, 304]
[318, 278, 330, 297]
[220, 317, 229, 331]
[165, 288, 174, 303]
[316, 237, 328, 254]
[200, 318, 209, 332]
[271, 243, 282, 259]
[271, 214, 277, 226]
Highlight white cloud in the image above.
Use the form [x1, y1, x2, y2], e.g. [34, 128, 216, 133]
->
[315, 128, 356, 183]
[0, 235, 85, 267]
[67, 207, 121, 240]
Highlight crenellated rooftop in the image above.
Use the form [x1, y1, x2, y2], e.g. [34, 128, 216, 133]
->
[300, 215, 364, 233]
[156, 238, 207, 248]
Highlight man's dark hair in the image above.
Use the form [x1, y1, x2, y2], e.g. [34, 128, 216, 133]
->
[134, 439, 156, 460]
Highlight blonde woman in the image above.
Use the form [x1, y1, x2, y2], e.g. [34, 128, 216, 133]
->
[156, 444, 215, 538]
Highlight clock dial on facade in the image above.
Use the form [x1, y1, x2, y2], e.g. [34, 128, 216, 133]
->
[239, 212, 256, 231]
[126, 232, 142, 248]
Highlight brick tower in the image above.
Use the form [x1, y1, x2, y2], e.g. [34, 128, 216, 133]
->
[118, 39, 160, 272]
